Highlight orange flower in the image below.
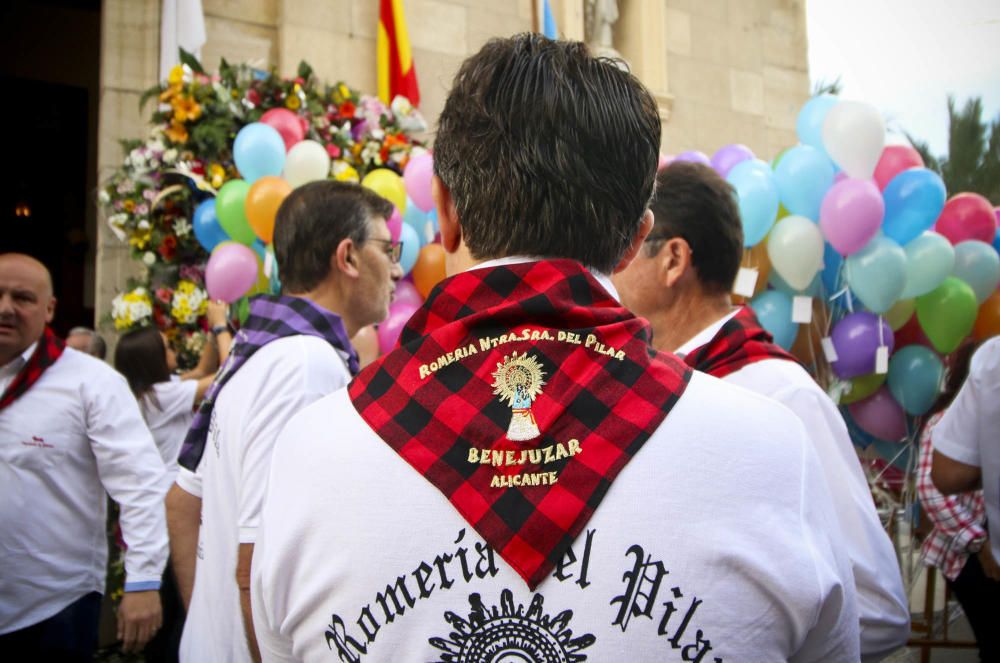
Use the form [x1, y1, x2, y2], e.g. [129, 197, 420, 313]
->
[123, 199, 136, 213]
[339, 101, 356, 117]
[172, 95, 202, 123]
[384, 133, 408, 149]
[165, 121, 189, 144]
[285, 94, 302, 110]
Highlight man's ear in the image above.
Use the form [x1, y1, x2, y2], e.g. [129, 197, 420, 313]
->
[660, 236, 694, 289]
[432, 176, 462, 254]
[333, 238, 360, 279]
[612, 210, 654, 274]
[45, 296, 56, 324]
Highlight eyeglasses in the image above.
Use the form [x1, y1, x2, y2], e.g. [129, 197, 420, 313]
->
[368, 238, 404, 264]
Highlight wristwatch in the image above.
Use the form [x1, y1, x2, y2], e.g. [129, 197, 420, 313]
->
[211, 324, 230, 336]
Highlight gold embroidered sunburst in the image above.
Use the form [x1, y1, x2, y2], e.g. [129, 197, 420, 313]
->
[491, 352, 546, 407]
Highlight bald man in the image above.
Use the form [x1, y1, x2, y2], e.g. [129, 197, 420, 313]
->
[0, 253, 169, 659]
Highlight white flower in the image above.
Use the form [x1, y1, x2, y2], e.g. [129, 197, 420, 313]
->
[98, 190, 111, 204]
[163, 148, 178, 164]
[107, 214, 127, 241]
[143, 251, 156, 266]
[173, 218, 192, 237]
[137, 219, 151, 231]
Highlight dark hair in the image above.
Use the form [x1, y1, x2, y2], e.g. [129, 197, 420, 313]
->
[646, 162, 743, 294]
[433, 34, 661, 273]
[272, 180, 394, 292]
[114, 327, 171, 408]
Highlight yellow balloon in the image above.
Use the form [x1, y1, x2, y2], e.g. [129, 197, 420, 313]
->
[840, 372, 887, 405]
[361, 168, 407, 211]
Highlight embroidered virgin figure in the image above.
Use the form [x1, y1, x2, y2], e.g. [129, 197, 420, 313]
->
[491, 351, 547, 441]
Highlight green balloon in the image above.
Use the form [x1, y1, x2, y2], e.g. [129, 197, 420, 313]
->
[916, 276, 978, 353]
[840, 372, 886, 405]
[216, 179, 255, 246]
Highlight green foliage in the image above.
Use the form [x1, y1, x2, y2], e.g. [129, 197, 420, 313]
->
[812, 76, 843, 97]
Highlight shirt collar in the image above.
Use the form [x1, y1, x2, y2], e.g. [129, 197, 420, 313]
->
[675, 310, 740, 357]
[1, 341, 38, 373]
[468, 256, 621, 303]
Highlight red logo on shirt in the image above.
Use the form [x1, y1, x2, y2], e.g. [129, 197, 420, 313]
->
[21, 435, 53, 448]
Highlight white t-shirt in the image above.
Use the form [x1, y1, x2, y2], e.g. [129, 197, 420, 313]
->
[141, 376, 198, 489]
[677, 316, 910, 661]
[1, 348, 168, 633]
[177, 335, 351, 663]
[933, 337, 1000, 563]
[252, 372, 860, 662]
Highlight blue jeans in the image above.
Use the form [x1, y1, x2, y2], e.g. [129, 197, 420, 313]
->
[0, 591, 101, 661]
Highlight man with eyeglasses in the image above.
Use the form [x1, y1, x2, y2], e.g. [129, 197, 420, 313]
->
[166, 181, 402, 663]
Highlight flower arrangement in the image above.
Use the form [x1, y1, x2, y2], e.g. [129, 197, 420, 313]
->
[100, 50, 425, 366]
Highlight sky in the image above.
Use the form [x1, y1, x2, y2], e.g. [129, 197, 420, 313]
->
[806, 0, 1000, 156]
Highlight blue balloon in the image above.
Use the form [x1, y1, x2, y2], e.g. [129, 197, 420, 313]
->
[773, 145, 835, 220]
[233, 122, 286, 183]
[193, 199, 229, 252]
[749, 289, 798, 350]
[887, 345, 943, 416]
[845, 235, 907, 313]
[881, 168, 947, 245]
[427, 208, 439, 235]
[398, 224, 420, 275]
[402, 201, 429, 247]
[993, 226, 1000, 255]
[821, 242, 843, 295]
[796, 95, 839, 154]
[727, 159, 779, 247]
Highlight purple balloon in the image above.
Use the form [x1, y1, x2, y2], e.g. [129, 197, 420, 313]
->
[675, 150, 711, 166]
[393, 280, 424, 309]
[205, 242, 259, 303]
[830, 311, 894, 379]
[847, 386, 907, 442]
[386, 206, 402, 242]
[820, 178, 884, 255]
[710, 143, 755, 178]
[377, 302, 419, 353]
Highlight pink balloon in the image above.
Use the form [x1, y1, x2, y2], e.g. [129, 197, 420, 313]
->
[657, 153, 673, 171]
[260, 108, 305, 152]
[834, 171, 849, 183]
[820, 178, 884, 255]
[205, 242, 259, 303]
[403, 152, 435, 212]
[377, 302, 420, 353]
[847, 386, 907, 442]
[873, 145, 924, 192]
[935, 193, 996, 245]
[387, 206, 402, 242]
[393, 280, 424, 309]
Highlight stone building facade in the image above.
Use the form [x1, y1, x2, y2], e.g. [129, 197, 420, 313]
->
[95, 0, 810, 329]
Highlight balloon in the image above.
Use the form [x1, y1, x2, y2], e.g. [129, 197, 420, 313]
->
[821, 100, 886, 178]
[819, 178, 884, 255]
[259, 108, 305, 151]
[893, 315, 935, 350]
[244, 176, 291, 244]
[403, 201, 430, 246]
[748, 290, 798, 350]
[769, 270, 821, 297]
[840, 372, 887, 405]
[412, 244, 447, 298]
[398, 224, 420, 275]
[973, 289, 1000, 340]
[205, 242, 259, 303]
[847, 386, 907, 442]
[884, 298, 915, 331]
[386, 206, 402, 242]
[830, 312, 893, 379]
[728, 159, 779, 247]
[994, 223, 1000, 255]
[710, 143, 754, 178]
[362, 168, 407, 211]
[796, 95, 838, 153]
[377, 301, 420, 353]
[873, 144, 924, 191]
[657, 153, 673, 171]
[675, 150, 710, 166]
[192, 199, 229, 252]
[773, 145, 835, 220]
[403, 152, 435, 212]
[881, 168, 947, 245]
[393, 280, 425, 309]
[887, 345, 943, 416]
[767, 215, 825, 290]
[901, 231, 955, 299]
[283, 140, 331, 188]
[820, 241, 843, 294]
[233, 123, 286, 183]
[351, 325, 380, 368]
[916, 277, 978, 353]
[936, 193, 996, 244]
[845, 235, 907, 313]
[953, 240, 1000, 303]
[215, 179, 255, 245]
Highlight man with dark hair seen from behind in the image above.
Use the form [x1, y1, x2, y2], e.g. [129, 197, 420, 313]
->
[251, 35, 860, 661]
[66, 326, 107, 360]
[612, 161, 910, 660]
[0, 253, 169, 659]
[165, 181, 402, 662]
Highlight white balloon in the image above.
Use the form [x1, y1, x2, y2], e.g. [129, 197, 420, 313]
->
[821, 101, 885, 179]
[766, 215, 825, 290]
[283, 140, 331, 188]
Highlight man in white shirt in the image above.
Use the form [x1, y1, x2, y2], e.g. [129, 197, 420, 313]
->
[166, 182, 403, 662]
[611, 161, 911, 660]
[0, 253, 168, 659]
[251, 35, 860, 662]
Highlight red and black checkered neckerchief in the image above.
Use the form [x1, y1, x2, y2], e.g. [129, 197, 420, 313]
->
[681, 306, 799, 379]
[0, 327, 64, 411]
[350, 259, 692, 589]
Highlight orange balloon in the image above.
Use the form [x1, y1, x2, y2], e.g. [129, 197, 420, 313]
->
[245, 176, 292, 244]
[412, 244, 446, 298]
[973, 289, 1000, 340]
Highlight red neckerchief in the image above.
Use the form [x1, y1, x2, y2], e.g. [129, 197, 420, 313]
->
[0, 327, 65, 411]
[682, 306, 799, 378]
[350, 259, 692, 589]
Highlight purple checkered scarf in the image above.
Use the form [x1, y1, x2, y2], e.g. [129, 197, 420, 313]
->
[178, 294, 359, 471]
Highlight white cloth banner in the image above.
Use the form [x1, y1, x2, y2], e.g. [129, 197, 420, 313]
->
[160, 0, 207, 81]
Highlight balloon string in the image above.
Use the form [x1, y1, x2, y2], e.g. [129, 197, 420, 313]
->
[878, 315, 885, 347]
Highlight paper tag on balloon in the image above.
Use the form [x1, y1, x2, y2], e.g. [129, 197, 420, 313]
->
[263, 250, 274, 278]
[733, 268, 759, 298]
[821, 337, 839, 363]
[792, 296, 813, 324]
[875, 346, 889, 374]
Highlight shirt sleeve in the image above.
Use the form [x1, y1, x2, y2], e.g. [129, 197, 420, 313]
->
[933, 367, 984, 467]
[86, 369, 169, 588]
[175, 463, 203, 498]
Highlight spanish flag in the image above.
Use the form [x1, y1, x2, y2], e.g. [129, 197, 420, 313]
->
[377, 0, 420, 107]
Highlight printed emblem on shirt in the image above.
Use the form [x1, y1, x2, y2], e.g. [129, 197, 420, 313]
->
[491, 351, 546, 441]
